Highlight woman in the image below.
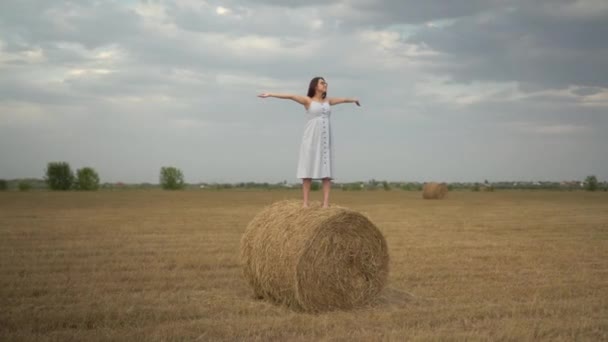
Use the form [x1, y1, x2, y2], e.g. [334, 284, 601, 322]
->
[258, 76, 360, 208]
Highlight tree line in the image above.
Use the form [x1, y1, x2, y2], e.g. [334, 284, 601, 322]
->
[0, 162, 184, 191]
[0, 162, 605, 192]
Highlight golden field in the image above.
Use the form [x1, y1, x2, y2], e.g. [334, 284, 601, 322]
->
[0, 190, 607, 341]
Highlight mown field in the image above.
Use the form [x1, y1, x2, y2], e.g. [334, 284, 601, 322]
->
[1, 190, 607, 341]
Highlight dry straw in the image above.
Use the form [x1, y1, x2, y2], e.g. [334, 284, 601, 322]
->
[240, 200, 389, 312]
[422, 182, 448, 199]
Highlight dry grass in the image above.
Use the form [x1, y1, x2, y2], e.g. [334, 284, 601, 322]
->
[0, 190, 607, 341]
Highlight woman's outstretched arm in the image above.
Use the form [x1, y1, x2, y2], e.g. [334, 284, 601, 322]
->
[258, 93, 310, 106]
[328, 97, 361, 106]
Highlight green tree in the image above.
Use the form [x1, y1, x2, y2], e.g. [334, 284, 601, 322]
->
[18, 181, 31, 191]
[45, 162, 74, 190]
[382, 181, 391, 191]
[343, 182, 362, 191]
[401, 183, 419, 191]
[76, 167, 100, 191]
[367, 179, 378, 191]
[0, 179, 7, 191]
[310, 181, 320, 191]
[584, 175, 598, 192]
[160, 166, 185, 190]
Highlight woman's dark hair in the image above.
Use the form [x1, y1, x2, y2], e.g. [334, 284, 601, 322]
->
[307, 76, 326, 99]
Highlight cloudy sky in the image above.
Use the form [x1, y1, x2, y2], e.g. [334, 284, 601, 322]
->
[1, 0, 607, 183]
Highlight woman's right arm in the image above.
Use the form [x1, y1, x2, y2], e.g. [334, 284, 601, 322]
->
[258, 93, 310, 106]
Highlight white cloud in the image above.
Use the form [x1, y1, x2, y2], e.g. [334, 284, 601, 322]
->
[67, 68, 114, 77]
[173, 0, 209, 12]
[414, 78, 519, 106]
[542, 0, 608, 19]
[0, 46, 46, 65]
[311, 19, 323, 30]
[0, 103, 51, 126]
[134, 1, 170, 22]
[215, 73, 299, 90]
[0, 0, 606, 182]
[44, 5, 80, 33]
[216, 6, 231, 16]
[414, 79, 608, 109]
[579, 88, 608, 108]
[209, 32, 321, 61]
[532, 124, 590, 135]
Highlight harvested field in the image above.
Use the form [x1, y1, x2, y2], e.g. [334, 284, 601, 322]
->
[1, 190, 607, 341]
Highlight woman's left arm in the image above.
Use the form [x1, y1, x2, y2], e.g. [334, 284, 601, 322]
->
[328, 97, 361, 106]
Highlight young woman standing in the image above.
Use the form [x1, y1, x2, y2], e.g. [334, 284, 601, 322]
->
[258, 77, 360, 208]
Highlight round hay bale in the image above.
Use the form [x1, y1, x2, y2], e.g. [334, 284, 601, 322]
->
[240, 200, 389, 312]
[422, 182, 448, 199]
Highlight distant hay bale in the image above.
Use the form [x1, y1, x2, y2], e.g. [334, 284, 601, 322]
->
[240, 200, 389, 312]
[422, 182, 448, 199]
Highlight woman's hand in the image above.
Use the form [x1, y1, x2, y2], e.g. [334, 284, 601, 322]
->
[355, 99, 361, 106]
[258, 93, 271, 98]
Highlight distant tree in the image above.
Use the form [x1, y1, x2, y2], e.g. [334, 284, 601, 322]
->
[342, 182, 362, 191]
[471, 183, 481, 192]
[76, 167, 100, 191]
[18, 181, 31, 191]
[160, 166, 185, 190]
[0, 179, 7, 191]
[584, 175, 598, 192]
[45, 162, 74, 190]
[310, 181, 320, 191]
[400, 183, 421, 191]
[367, 179, 378, 190]
[382, 181, 391, 191]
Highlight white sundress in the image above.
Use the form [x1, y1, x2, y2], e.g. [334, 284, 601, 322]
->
[296, 100, 334, 179]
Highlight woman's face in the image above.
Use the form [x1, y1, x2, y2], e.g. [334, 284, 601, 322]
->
[316, 78, 328, 94]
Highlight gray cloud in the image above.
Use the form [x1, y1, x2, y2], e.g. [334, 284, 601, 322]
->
[405, 4, 608, 88]
[0, 0, 142, 49]
[347, 0, 502, 24]
[1, 0, 607, 183]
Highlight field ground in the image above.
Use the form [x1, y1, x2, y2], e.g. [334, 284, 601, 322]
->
[1, 190, 607, 341]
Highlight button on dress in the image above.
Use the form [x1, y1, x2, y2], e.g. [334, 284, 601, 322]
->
[297, 100, 333, 179]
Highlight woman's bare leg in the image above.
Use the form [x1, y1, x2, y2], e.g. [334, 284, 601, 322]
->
[322, 178, 331, 208]
[302, 178, 312, 208]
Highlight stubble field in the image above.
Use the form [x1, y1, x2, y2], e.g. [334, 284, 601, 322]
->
[1, 190, 607, 341]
